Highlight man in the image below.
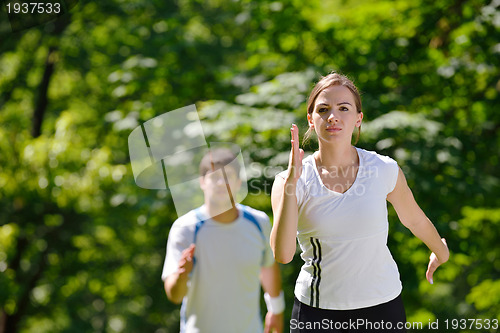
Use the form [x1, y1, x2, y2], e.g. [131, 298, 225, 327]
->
[162, 148, 284, 333]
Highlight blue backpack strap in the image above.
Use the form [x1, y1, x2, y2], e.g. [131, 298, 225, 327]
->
[192, 208, 207, 266]
[240, 205, 267, 265]
[193, 208, 206, 244]
[241, 206, 264, 239]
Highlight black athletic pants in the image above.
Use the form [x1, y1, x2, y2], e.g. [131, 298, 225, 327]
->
[290, 294, 407, 332]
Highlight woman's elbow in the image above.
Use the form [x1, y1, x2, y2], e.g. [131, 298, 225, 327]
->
[275, 255, 293, 265]
[273, 248, 294, 264]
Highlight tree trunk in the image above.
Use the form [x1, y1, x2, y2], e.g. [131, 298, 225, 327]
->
[31, 15, 70, 138]
[31, 46, 57, 138]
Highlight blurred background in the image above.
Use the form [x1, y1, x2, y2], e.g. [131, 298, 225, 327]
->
[0, 0, 499, 332]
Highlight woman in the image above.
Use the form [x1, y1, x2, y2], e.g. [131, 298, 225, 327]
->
[270, 73, 449, 332]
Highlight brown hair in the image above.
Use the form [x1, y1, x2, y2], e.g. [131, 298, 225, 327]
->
[199, 148, 240, 177]
[303, 72, 362, 145]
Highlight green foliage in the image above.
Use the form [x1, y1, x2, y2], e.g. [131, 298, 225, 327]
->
[0, 0, 499, 332]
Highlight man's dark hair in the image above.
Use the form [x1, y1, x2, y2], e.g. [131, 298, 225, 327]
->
[199, 148, 240, 177]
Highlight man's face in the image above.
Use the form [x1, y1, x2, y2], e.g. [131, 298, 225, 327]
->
[200, 166, 241, 205]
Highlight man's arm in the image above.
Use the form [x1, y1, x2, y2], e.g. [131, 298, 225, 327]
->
[164, 244, 195, 304]
[260, 262, 284, 333]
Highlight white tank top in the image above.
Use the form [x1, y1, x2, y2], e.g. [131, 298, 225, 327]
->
[277, 147, 402, 310]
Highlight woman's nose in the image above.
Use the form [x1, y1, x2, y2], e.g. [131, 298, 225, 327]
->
[327, 112, 338, 123]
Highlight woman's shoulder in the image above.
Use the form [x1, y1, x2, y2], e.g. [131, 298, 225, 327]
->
[356, 147, 399, 191]
[357, 147, 397, 167]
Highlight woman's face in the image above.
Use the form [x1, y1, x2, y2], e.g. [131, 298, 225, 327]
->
[308, 85, 363, 144]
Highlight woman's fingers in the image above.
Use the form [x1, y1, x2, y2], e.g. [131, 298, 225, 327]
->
[288, 124, 303, 180]
[288, 126, 295, 168]
[426, 253, 440, 284]
[290, 124, 298, 160]
[292, 123, 299, 149]
[426, 257, 435, 284]
[426, 238, 449, 284]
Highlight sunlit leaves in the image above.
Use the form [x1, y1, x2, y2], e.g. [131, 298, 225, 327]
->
[0, 0, 498, 331]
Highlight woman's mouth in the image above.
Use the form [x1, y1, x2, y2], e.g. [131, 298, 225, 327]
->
[326, 127, 342, 132]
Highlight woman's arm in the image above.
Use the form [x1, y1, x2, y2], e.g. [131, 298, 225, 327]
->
[271, 177, 299, 264]
[387, 167, 449, 283]
[270, 124, 303, 264]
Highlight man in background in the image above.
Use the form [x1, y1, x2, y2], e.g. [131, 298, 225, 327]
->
[162, 148, 284, 333]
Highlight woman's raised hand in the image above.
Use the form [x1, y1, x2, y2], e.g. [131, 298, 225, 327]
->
[287, 124, 304, 184]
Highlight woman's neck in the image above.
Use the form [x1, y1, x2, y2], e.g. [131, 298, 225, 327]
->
[315, 142, 358, 170]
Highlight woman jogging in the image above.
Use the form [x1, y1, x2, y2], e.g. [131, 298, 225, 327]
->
[270, 72, 449, 332]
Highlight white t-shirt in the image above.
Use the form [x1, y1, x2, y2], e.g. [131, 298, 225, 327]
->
[277, 147, 402, 310]
[162, 204, 275, 333]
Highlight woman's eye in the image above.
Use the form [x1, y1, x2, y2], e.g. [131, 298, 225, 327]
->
[318, 107, 327, 113]
[340, 107, 349, 111]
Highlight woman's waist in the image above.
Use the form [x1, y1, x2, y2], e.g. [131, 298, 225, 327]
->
[298, 233, 396, 275]
[297, 226, 388, 245]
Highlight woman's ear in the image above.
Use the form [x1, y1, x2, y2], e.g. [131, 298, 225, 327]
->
[307, 112, 313, 127]
[356, 112, 363, 127]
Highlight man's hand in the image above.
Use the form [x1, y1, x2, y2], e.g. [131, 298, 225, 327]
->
[165, 244, 196, 303]
[264, 311, 284, 333]
[178, 244, 196, 277]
